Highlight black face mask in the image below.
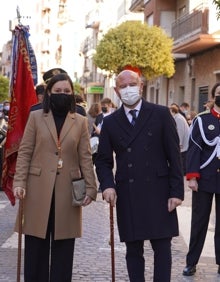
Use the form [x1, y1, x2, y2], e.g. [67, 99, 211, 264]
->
[102, 106, 108, 113]
[215, 96, 220, 107]
[3, 109, 9, 116]
[50, 93, 72, 113]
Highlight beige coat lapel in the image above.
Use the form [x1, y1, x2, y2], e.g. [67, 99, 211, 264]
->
[59, 112, 75, 142]
[43, 111, 76, 144]
[43, 111, 58, 144]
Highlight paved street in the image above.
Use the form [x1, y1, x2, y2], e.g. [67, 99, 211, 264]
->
[0, 180, 220, 281]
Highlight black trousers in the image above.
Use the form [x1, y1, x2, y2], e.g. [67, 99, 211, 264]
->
[24, 193, 75, 282]
[125, 238, 172, 282]
[181, 151, 187, 175]
[24, 235, 75, 282]
[186, 190, 220, 266]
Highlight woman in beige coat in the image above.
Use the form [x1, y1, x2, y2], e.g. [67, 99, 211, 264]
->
[13, 72, 97, 282]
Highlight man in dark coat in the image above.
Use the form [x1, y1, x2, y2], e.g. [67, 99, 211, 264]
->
[95, 70, 184, 282]
[91, 97, 114, 164]
[30, 84, 46, 111]
[74, 94, 87, 116]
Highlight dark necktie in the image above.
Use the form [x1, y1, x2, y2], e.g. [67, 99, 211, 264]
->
[129, 109, 137, 126]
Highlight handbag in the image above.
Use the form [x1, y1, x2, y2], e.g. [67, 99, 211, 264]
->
[72, 178, 86, 206]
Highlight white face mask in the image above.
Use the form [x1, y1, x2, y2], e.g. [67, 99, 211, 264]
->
[119, 86, 141, 106]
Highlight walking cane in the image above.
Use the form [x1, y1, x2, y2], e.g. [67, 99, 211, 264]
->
[109, 204, 115, 282]
[17, 199, 23, 282]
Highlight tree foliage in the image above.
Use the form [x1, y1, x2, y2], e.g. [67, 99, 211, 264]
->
[93, 21, 175, 80]
[213, 0, 220, 19]
[73, 82, 82, 94]
[0, 76, 10, 102]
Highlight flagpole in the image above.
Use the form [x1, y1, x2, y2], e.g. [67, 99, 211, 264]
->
[16, 6, 22, 25]
[17, 199, 23, 282]
[109, 204, 115, 282]
[15, 13, 23, 281]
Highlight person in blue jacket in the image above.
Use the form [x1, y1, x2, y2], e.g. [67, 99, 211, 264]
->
[95, 69, 184, 282]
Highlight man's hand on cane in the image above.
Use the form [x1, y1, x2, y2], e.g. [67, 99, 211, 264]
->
[103, 188, 117, 207]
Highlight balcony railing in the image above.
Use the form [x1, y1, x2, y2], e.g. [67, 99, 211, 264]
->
[172, 8, 208, 44]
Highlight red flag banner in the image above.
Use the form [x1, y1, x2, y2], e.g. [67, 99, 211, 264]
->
[2, 25, 37, 205]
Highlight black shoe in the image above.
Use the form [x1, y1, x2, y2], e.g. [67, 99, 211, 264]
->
[218, 265, 220, 274]
[182, 265, 196, 276]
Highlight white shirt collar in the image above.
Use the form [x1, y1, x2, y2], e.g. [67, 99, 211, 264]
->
[123, 99, 142, 117]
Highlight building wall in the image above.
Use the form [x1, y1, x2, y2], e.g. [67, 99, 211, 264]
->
[173, 46, 220, 112]
[0, 41, 11, 78]
[173, 59, 191, 106]
[143, 0, 220, 113]
[145, 0, 176, 25]
[157, 0, 176, 10]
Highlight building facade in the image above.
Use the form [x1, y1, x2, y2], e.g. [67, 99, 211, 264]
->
[1, 0, 220, 113]
[80, 0, 144, 108]
[130, 0, 220, 113]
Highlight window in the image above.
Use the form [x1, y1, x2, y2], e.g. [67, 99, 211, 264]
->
[179, 6, 186, 17]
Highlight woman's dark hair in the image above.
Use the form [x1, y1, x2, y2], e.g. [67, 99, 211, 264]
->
[42, 73, 76, 113]
[211, 82, 220, 98]
[75, 94, 84, 103]
[88, 102, 101, 118]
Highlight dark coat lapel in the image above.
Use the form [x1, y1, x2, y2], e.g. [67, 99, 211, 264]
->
[115, 100, 153, 147]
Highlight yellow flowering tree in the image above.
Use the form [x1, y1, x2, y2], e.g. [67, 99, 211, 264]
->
[93, 21, 175, 80]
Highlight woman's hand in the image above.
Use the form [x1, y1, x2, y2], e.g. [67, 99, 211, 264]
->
[13, 187, 26, 199]
[82, 195, 93, 206]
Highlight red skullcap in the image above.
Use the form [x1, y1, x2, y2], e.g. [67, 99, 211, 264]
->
[123, 65, 142, 77]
